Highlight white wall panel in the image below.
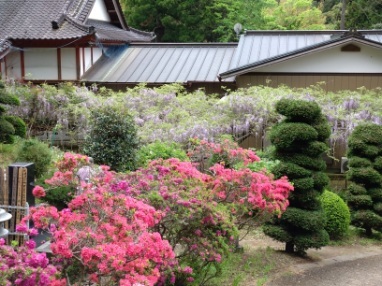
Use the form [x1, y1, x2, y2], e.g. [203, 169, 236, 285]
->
[93, 48, 103, 63]
[5, 52, 21, 80]
[256, 44, 382, 73]
[84, 48, 92, 72]
[61, 48, 77, 80]
[88, 0, 111, 22]
[24, 49, 57, 80]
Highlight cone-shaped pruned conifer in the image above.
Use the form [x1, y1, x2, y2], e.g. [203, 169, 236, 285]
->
[263, 99, 330, 254]
[0, 81, 26, 143]
[347, 123, 382, 236]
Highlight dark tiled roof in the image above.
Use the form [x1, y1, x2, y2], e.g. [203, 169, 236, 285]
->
[0, 0, 153, 43]
[0, 39, 12, 58]
[87, 20, 154, 42]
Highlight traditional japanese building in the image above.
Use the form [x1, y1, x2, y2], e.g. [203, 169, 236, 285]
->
[0, 0, 154, 82]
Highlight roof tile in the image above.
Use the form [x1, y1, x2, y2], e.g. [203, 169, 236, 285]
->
[0, 0, 153, 43]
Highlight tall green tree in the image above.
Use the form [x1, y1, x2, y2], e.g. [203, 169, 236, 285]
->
[346, 0, 382, 29]
[263, 99, 331, 254]
[121, 0, 237, 42]
[262, 0, 327, 30]
[120, 0, 328, 42]
[321, 0, 382, 29]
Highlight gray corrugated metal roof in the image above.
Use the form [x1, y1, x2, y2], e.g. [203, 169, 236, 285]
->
[82, 43, 237, 83]
[229, 30, 382, 70]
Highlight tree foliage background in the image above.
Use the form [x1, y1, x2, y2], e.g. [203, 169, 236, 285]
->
[120, 0, 382, 42]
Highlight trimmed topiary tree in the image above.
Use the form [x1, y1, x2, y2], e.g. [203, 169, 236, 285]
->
[0, 81, 26, 143]
[83, 107, 139, 172]
[347, 123, 382, 236]
[320, 190, 351, 240]
[263, 98, 330, 254]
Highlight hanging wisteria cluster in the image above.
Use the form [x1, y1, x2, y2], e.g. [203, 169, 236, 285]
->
[6, 82, 382, 147]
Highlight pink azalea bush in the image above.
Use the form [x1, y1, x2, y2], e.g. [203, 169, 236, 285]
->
[0, 238, 64, 286]
[188, 139, 292, 228]
[24, 149, 292, 285]
[119, 158, 238, 284]
[118, 157, 293, 284]
[19, 187, 177, 285]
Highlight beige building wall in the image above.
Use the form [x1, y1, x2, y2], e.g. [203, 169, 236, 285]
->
[237, 74, 382, 92]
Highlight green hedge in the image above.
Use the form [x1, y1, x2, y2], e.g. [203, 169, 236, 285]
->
[320, 190, 350, 239]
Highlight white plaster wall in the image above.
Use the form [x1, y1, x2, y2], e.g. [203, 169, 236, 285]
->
[61, 48, 77, 80]
[84, 48, 92, 72]
[24, 49, 57, 80]
[79, 48, 84, 76]
[88, 0, 111, 22]
[93, 48, 103, 63]
[256, 44, 382, 73]
[5, 52, 22, 80]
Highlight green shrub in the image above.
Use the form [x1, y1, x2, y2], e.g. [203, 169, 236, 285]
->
[83, 107, 139, 172]
[0, 82, 26, 143]
[320, 190, 350, 239]
[38, 185, 74, 210]
[369, 188, 382, 201]
[348, 156, 372, 168]
[275, 98, 321, 123]
[348, 138, 379, 158]
[262, 224, 292, 243]
[351, 210, 382, 231]
[282, 208, 326, 231]
[292, 230, 329, 250]
[347, 183, 367, 195]
[301, 141, 328, 157]
[347, 194, 374, 209]
[274, 152, 327, 171]
[312, 115, 332, 141]
[16, 138, 53, 178]
[288, 191, 321, 209]
[136, 141, 188, 167]
[272, 162, 311, 179]
[348, 124, 382, 146]
[269, 123, 318, 149]
[373, 156, 382, 172]
[245, 158, 280, 174]
[347, 167, 382, 186]
[292, 177, 314, 191]
[373, 202, 382, 216]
